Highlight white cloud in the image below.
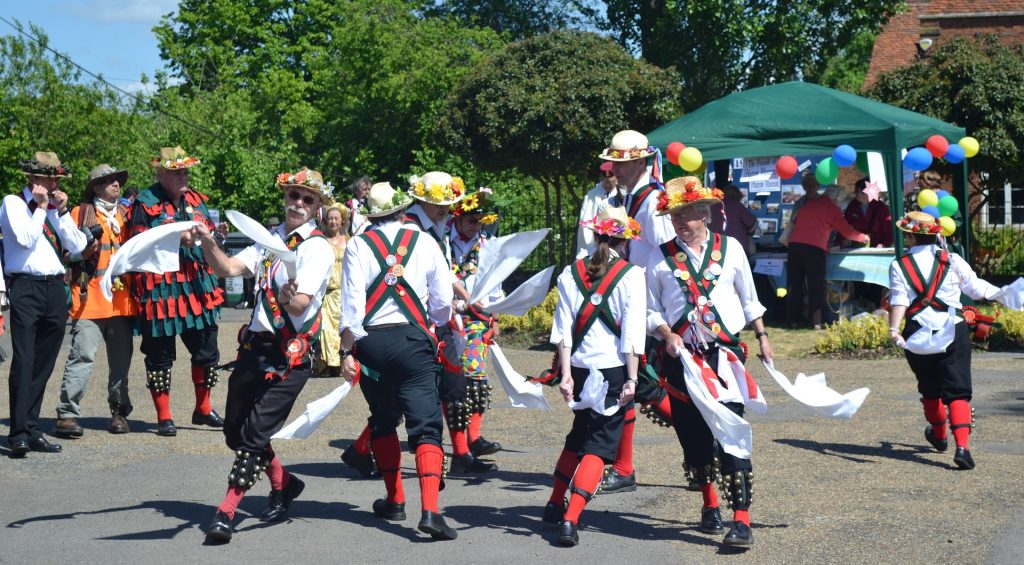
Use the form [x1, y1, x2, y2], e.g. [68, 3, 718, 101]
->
[66, 0, 179, 24]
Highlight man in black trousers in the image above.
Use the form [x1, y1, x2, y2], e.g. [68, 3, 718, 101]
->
[1, 151, 88, 457]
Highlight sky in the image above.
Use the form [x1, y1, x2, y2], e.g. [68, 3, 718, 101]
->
[2, 0, 180, 93]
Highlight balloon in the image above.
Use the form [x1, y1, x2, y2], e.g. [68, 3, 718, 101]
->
[856, 152, 870, 173]
[776, 287, 788, 298]
[833, 144, 857, 167]
[903, 147, 933, 171]
[935, 189, 950, 200]
[775, 155, 798, 179]
[939, 216, 956, 237]
[666, 141, 685, 165]
[958, 136, 979, 158]
[917, 189, 938, 208]
[815, 157, 838, 185]
[945, 143, 966, 164]
[922, 205, 940, 219]
[938, 195, 959, 217]
[679, 146, 703, 172]
[925, 135, 949, 158]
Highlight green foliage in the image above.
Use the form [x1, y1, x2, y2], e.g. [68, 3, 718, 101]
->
[818, 30, 877, 94]
[973, 305, 1024, 350]
[421, 0, 595, 40]
[971, 225, 1024, 277]
[497, 288, 557, 345]
[813, 314, 903, 356]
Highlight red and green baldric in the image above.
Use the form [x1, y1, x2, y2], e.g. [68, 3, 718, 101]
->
[27, 197, 63, 258]
[660, 233, 740, 348]
[898, 249, 957, 318]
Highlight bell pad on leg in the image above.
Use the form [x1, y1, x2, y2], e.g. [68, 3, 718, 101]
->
[445, 401, 471, 431]
[228, 450, 269, 491]
[145, 369, 172, 392]
[466, 379, 493, 413]
[718, 469, 753, 510]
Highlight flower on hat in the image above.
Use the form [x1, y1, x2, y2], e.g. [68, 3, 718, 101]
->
[896, 210, 943, 235]
[276, 168, 336, 200]
[409, 173, 465, 205]
[579, 212, 642, 241]
[656, 176, 724, 214]
[450, 187, 500, 224]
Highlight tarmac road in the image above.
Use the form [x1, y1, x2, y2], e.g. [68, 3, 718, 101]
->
[1, 308, 1022, 564]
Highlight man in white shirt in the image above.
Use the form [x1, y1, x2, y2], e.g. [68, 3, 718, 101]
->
[194, 168, 334, 542]
[346, 175, 371, 236]
[340, 181, 459, 541]
[575, 162, 621, 257]
[1, 151, 88, 457]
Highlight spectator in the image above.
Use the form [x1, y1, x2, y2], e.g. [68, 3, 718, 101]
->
[709, 184, 756, 255]
[792, 173, 820, 215]
[346, 175, 372, 236]
[844, 178, 893, 247]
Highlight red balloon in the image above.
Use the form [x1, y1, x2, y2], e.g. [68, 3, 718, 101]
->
[776, 155, 798, 179]
[925, 135, 949, 159]
[666, 141, 686, 165]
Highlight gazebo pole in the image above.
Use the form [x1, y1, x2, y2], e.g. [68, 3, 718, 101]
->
[884, 148, 905, 256]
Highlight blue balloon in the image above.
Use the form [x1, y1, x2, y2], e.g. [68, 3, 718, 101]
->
[945, 143, 966, 164]
[904, 147, 933, 171]
[833, 144, 857, 167]
[922, 205, 940, 218]
[935, 189, 950, 200]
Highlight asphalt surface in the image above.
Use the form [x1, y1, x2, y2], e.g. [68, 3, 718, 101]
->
[1, 308, 1022, 564]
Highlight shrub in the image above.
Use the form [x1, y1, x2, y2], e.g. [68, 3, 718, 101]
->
[813, 313, 903, 357]
[497, 288, 557, 347]
[979, 305, 1024, 349]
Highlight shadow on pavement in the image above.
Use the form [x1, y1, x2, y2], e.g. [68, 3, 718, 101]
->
[774, 438, 951, 469]
[6, 500, 211, 540]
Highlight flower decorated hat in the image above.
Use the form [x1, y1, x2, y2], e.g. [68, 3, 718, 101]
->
[599, 130, 657, 162]
[151, 146, 200, 170]
[580, 205, 642, 241]
[276, 167, 335, 205]
[450, 187, 500, 225]
[361, 181, 414, 218]
[656, 176, 724, 215]
[896, 210, 943, 235]
[409, 171, 465, 206]
[19, 151, 71, 178]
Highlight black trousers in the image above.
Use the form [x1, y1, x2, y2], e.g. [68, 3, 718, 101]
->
[904, 321, 972, 403]
[140, 325, 220, 372]
[356, 324, 443, 449]
[7, 277, 68, 442]
[223, 336, 312, 454]
[786, 242, 827, 326]
[563, 365, 629, 463]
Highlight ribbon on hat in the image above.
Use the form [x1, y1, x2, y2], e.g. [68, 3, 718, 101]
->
[650, 147, 665, 191]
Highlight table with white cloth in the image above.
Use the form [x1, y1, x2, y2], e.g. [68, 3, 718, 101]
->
[752, 247, 896, 289]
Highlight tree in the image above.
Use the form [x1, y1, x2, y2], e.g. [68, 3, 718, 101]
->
[421, 0, 597, 40]
[818, 29, 877, 93]
[439, 30, 679, 264]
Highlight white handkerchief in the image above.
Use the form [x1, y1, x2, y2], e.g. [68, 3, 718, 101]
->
[101, 221, 199, 301]
[490, 344, 550, 410]
[680, 351, 752, 459]
[272, 381, 352, 440]
[566, 368, 620, 416]
[991, 277, 1024, 310]
[761, 359, 869, 419]
[485, 266, 555, 316]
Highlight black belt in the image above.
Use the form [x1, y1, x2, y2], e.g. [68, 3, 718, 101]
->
[10, 273, 64, 282]
[366, 323, 409, 331]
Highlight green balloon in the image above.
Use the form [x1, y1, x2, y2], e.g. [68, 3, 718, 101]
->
[938, 195, 959, 217]
[815, 157, 838, 185]
[856, 152, 870, 173]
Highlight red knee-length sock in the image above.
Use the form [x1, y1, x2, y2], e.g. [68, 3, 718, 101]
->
[371, 433, 405, 504]
[216, 486, 246, 519]
[191, 366, 212, 416]
[150, 390, 172, 421]
[612, 407, 636, 475]
[353, 424, 373, 456]
[549, 449, 579, 505]
[700, 482, 719, 508]
[468, 412, 484, 443]
[451, 429, 470, 457]
[564, 455, 604, 524]
[267, 455, 291, 490]
[415, 443, 444, 513]
[948, 399, 972, 449]
[652, 394, 672, 421]
[922, 398, 947, 439]
[734, 509, 751, 526]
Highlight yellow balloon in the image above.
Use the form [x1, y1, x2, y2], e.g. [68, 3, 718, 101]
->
[679, 147, 703, 172]
[939, 216, 956, 237]
[776, 287, 788, 298]
[958, 136, 979, 158]
[917, 188, 938, 208]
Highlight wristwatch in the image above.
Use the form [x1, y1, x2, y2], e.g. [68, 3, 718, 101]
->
[340, 348, 353, 359]
[755, 330, 769, 339]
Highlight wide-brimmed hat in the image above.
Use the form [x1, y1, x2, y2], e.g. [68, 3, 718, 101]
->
[276, 168, 334, 205]
[450, 187, 500, 225]
[409, 171, 465, 206]
[580, 205, 642, 241]
[361, 182, 413, 218]
[656, 176, 724, 215]
[85, 164, 128, 194]
[599, 130, 656, 162]
[323, 200, 351, 223]
[896, 210, 943, 235]
[151, 146, 200, 170]
[19, 151, 71, 178]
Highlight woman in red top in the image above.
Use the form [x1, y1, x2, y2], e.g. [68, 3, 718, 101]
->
[786, 185, 867, 328]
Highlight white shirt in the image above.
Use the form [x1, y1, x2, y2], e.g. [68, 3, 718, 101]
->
[646, 231, 766, 341]
[575, 183, 618, 256]
[347, 198, 370, 236]
[0, 188, 88, 276]
[406, 204, 451, 263]
[550, 251, 647, 369]
[889, 244, 1000, 324]
[623, 172, 674, 268]
[233, 221, 333, 334]
[341, 220, 455, 339]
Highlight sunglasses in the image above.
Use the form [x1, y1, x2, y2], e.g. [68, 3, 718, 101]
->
[602, 172, 616, 178]
[287, 190, 318, 206]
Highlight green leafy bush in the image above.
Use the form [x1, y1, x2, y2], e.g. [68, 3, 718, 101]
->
[977, 305, 1024, 349]
[497, 288, 557, 347]
[813, 314, 903, 357]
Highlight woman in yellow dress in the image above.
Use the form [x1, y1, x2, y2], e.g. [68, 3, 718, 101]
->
[318, 201, 350, 377]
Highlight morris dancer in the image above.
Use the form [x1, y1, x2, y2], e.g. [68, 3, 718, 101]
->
[200, 168, 334, 542]
[646, 176, 773, 548]
[340, 181, 459, 540]
[129, 146, 225, 436]
[543, 206, 645, 546]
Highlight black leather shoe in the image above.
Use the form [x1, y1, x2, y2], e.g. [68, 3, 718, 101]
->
[600, 468, 636, 494]
[558, 520, 579, 546]
[451, 454, 497, 473]
[700, 507, 725, 534]
[925, 426, 948, 452]
[341, 444, 378, 478]
[259, 476, 305, 522]
[9, 439, 30, 458]
[954, 447, 976, 470]
[372, 499, 407, 521]
[205, 511, 233, 542]
[469, 437, 502, 457]
[417, 510, 457, 540]
[157, 419, 177, 437]
[192, 409, 224, 428]
[723, 522, 753, 547]
[542, 500, 565, 524]
[28, 437, 62, 453]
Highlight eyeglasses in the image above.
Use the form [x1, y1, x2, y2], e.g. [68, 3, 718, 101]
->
[287, 191, 317, 206]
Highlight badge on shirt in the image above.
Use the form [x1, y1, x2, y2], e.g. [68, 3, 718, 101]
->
[680, 270, 691, 281]
[674, 252, 687, 263]
[384, 272, 398, 286]
[385, 254, 397, 267]
[696, 296, 708, 307]
[273, 316, 285, 329]
[709, 263, 723, 277]
[710, 249, 722, 262]
[392, 264, 405, 277]
[590, 293, 603, 306]
[396, 245, 408, 256]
